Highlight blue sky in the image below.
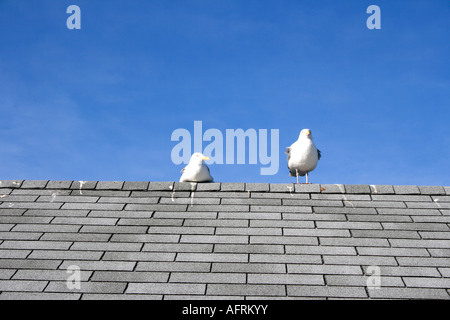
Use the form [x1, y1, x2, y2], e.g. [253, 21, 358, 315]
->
[0, 0, 449, 185]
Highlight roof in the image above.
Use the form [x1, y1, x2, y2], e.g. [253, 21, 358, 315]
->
[0, 180, 449, 300]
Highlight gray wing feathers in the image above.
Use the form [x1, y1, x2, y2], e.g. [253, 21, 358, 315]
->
[285, 147, 291, 165]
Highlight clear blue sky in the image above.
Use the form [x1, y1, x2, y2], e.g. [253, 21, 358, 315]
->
[0, 0, 449, 185]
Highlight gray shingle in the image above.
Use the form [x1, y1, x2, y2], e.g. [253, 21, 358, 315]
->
[207, 284, 285, 296]
[13, 269, 93, 281]
[311, 194, 371, 201]
[180, 235, 249, 244]
[0, 180, 23, 188]
[285, 245, 357, 255]
[196, 183, 221, 191]
[102, 252, 176, 262]
[70, 242, 143, 252]
[316, 221, 383, 230]
[319, 237, 390, 247]
[403, 277, 450, 288]
[99, 196, 159, 204]
[251, 192, 309, 199]
[96, 181, 124, 190]
[250, 254, 321, 264]
[148, 181, 174, 191]
[71, 190, 130, 197]
[136, 261, 211, 272]
[320, 184, 346, 193]
[45, 281, 127, 294]
[176, 253, 248, 263]
[248, 273, 324, 285]
[173, 182, 197, 191]
[0, 269, 17, 280]
[269, 183, 295, 193]
[214, 244, 284, 254]
[91, 271, 169, 283]
[325, 275, 404, 287]
[221, 183, 245, 192]
[159, 197, 219, 205]
[127, 283, 206, 295]
[371, 194, 432, 202]
[46, 181, 73, 189]
[126, 204, 187, 211]
[350, 229, 420, 239]
[294, 184, 321, 193]
[361, 266, 441, 277]
[323, 255, 398, 266]
[221, 198, 281, 205]
[21, 180, 49, 189]
[393, 185, 420, 194]
[216, 227, 282, 236]
[0, 259, 62, 270]
[367, 287, 449, 299]
[396, 257, 450, 267]
[12, 224, 80, 233]
[250, 235, 318, 245]
[390, 239, 450, 248]
[345, 184, 371, 194]
[0, 249, 32, 258]
[0, 280, 48, 292]
[0, 240, 72, 250]
[149, 226, 215, 235]
[59, 260, 136, 271]
[122, 181, 149, 191]
[61, 203, 125, 211]
[70, 181, 98, 190]
[211, 262, 286, 273]
[28, 250, 103, 260]
[169, 272, 246, 284]
[287, 264, 363, 275]
[287, 285, 368, 298]
[419, 186, 446, 195]
[370, 185, 395, 194]
[245, 183, 270, 192]
[142, 243, 213, 253]
[0, 292, 81, 300]
[218, 212, 280, 220]
[251, 205, 312, 213]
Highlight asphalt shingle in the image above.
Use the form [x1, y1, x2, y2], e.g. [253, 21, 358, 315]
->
[0, 180, 448, 300]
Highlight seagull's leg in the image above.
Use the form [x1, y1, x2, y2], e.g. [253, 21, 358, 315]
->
[296, 170, 299, 184]
[305, 173, 309, 184]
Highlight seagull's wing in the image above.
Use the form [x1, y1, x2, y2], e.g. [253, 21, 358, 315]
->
[285, 147, 294, 176]
[317, 149, 322, 160]
[285, 147, 291, 162]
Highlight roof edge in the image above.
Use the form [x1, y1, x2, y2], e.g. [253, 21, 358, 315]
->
[1, 180, 449, 195]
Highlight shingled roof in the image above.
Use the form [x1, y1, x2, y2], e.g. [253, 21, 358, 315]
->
[0, 180, 449, 300]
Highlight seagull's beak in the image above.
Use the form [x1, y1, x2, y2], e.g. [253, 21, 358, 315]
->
[202, 156, 210, 161]
[305, 130, 311, 136]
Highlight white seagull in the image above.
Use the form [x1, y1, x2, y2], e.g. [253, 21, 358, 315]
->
[286, 129, 321, 184]
[179, 153, 214, 183]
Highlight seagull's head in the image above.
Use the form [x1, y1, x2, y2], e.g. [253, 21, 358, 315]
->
[299, 129, 313, 140]
[190, 152, 210, 164]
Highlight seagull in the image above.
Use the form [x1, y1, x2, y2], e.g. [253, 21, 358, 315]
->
[286, 129, 321, 184]
[179, 153, 214, 183]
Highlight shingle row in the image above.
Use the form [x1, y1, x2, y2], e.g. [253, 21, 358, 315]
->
[1, 180, 449, 195]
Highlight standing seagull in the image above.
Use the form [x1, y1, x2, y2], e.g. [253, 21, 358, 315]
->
[179, 153, 214, 183]
[286, 129, 321, 184]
